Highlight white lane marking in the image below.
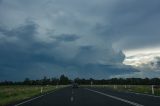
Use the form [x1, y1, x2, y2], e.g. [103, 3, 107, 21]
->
[126, 91, 160, 98]
[14, 91, 55, 106]
[85, 88, 143, 106]
[72, 90, 74, 94]
[14, 95, 44, 106]
[70, 96, 74, 102]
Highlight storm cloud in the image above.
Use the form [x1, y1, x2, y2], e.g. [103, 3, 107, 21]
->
[0, 0, 160, 80]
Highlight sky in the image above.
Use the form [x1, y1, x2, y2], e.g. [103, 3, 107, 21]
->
[0, 0, 160, 81]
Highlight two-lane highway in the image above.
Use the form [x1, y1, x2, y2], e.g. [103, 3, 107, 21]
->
[13, 86, 160, 106]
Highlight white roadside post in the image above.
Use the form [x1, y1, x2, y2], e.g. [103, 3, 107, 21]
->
[56, 82, 58, 88]
[128, 85, 131, 88]
[124, 85, 127, 89]
[91, 81, 93, 87]
[114, 85, 117, 89]
[152, 85, 154, 95]
[41, 87, 43, 93]
[103, 85, 105, 88]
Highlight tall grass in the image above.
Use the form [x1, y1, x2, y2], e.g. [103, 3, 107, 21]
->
[0, 85, 60, 106]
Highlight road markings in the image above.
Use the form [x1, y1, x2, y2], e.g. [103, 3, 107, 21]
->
[14, 95, 44, 106]
[126, 91, 160, 98]
[71, 89, 74, 102]
[14, 90, 56, 106]
[85, 88, 143, 106]
[70, 96, 74, 102]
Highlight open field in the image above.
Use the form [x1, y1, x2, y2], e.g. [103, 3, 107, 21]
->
[0, 85, 65, 106]
[81, 85, 160, 96]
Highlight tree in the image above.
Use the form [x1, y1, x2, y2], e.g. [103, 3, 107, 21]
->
[51, 78, 59, 85]
[24, 78, 31, 85]
[42, 76, 51, 85]
[59, 75, 69, 85]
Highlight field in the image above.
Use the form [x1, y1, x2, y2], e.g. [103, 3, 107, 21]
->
[0, 85, 64, 106]
[81, 85, 160, 96]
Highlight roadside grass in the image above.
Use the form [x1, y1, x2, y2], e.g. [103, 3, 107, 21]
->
[81, 85, 160, 96]
[0, 85, 65, 106]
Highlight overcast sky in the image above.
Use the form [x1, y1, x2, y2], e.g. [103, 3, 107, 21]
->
[0, 0, 160, 81]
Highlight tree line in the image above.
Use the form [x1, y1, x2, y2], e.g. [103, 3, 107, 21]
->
[1, 75, 160, 85]
[0, 75, 71, 85]
[74, 78, 160, 85]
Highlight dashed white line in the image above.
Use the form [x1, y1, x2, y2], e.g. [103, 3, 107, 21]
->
[70, 96, 74, 102]
[85, 88, 144, 106]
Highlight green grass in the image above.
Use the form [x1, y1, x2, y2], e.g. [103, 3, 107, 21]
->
[81, 85, 160, 96]
[0, 85, 65, 106]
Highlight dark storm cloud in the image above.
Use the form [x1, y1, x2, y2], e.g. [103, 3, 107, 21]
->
[55, 34, 79, 42]
[149, 57, 160, 70]
[0, 0, 160, 80]
[0, 21, 134, 80]
[107, 0, 160, 50]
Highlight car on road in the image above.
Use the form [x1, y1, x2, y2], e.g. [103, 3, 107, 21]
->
[72, 83, 79, 88]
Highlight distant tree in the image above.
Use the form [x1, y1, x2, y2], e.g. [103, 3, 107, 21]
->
[24, 78, 31, 85]
[1, 77, 160, 86]
[59, 75, 69, 85]
[51, 78, 59, 85]
[42, 76, 51, 85]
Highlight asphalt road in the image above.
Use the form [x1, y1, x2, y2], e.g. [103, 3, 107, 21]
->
[13, 86, 160, 106]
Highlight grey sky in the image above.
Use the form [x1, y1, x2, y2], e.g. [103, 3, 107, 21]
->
[0, 0, 160, 80]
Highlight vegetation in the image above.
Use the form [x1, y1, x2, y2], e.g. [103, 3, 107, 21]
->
[0, 75, 71, 85]
[1, 75, 160, 105]
[82, 85, 160, 96]
[0, 75, 70, 106]
[1, 75, 160, 86]
[74, 78, 160, 85]
[0, 85, 64, 106]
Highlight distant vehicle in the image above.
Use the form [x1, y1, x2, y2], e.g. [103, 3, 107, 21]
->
[72, 83, 79, 88]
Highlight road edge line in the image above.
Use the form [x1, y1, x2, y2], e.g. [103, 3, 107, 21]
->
[125, 91, 160, 98]
[14, 95, 44, 106]
[85, 88, 143, 106]
[14, 90, 56, 106]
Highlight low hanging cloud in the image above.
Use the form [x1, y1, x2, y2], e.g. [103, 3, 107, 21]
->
[1, 0, 160, 80]
[0, 20, 138, 80]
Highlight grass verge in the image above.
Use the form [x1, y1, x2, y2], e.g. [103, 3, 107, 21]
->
[81, 85, 160, 96]
[0, 85, 65, 106]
